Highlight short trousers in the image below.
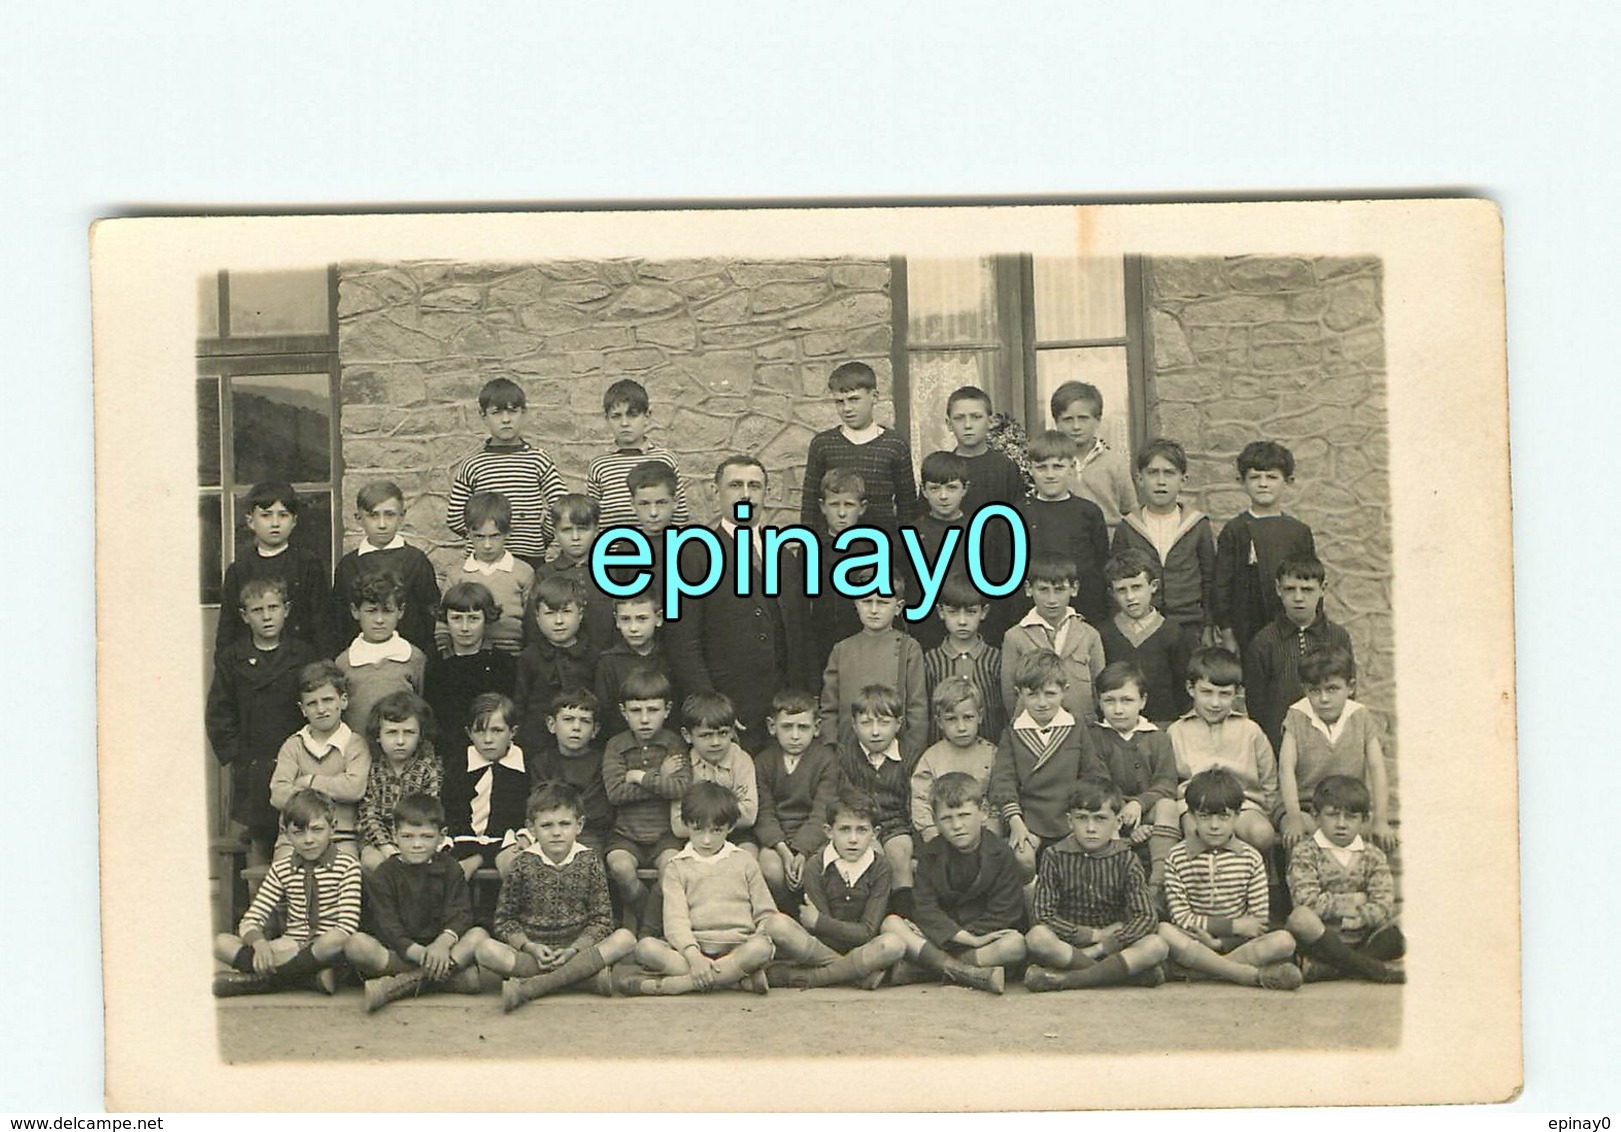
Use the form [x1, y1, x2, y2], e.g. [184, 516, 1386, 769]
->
[605, 833, 683, 869]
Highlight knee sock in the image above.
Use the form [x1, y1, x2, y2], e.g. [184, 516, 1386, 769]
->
[1056, 953, 1131, 988]
[1359, 924, 1406, 962]
[230, 945, 255, 974]
[276, 945, 321, 980]
[1148, 825, 1179, 886]
[518, 945, 610, 999]
[1304, 926, 1399, 981]
[793, 938, 892, 988]
[778, 932, 840, 967]
[889, 887, 915, 918]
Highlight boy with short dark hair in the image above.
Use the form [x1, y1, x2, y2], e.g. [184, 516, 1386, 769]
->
[1213, 440, 1317, 655]
[213, 789, 361, 996]
[820, 569, 928, 761]
[344, 793, 490, 1010]
[476, 782, 639, 1009]
[881, 772, 1027, 994]
[1090, 662, 1181, 887]
[922, 573, 1005, 744]
[1051, 380, 1136, 528]
[530, 687, 612, 852]
[1024, 778, 1169, 991]
[593, 592, 674, 740]
[536, 493, 618, 651]
[908, 450, 973, 652]
[1242, 554, 1354, 753]
[600, 669, 691, 928]
[620, 782, 778, 995]
[512, 573, 598, 739]
[754, 689, 840, 909]
[215, 481, 332, 654]
[800, 360, 919, 536]
[336, 571, 427, 734]
[1000, 553, 1107, 726]
[1156, 768, 1302, 990]
[1019, 430, 1112, 624]
[587, 377, 691, 531]
[447, 376, 566, 571]
[945, 385, 1025, 518]
[424, 581, 517, 756]
[206, 576, 317, 867]
[1278, 646, 1393, 852]
[1098, 550, 1193, 724]
[1111, 438, 1215, 649]
[1168, 647, 1279, 855]
[990, 650, 1107, 879]
[269, 661, 370, 860]
[1284, 776, 1404, 983]
[835, 684, 919, 911]
[332, 480, 441, 654]
[439, 491, 534, 655]
[763, 788, 908, 989]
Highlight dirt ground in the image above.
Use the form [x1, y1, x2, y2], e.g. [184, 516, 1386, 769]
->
[217, 973, 1400, 1063]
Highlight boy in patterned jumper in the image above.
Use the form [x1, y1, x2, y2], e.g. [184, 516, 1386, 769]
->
[800, 360, 919, 538]
[345, 793, 489, 1010]
[1284, 776, 1404, 983]
[1024, 777, 1169, 991]
[447, 376, 566, 571]
[212, 789, 361, 996]
[1156, 769, 1301, 991]
[587, 377, 691, 532]
[476, 782, 638, 1010]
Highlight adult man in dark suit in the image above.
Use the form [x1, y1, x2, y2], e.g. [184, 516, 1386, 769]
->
[665, 454, 813, 754]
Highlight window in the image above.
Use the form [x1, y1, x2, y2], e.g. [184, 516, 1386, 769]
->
[893, 254, 1147, 464]
[196, 268, 341, 606]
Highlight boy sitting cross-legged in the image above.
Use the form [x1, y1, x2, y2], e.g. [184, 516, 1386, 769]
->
[881, 772, 1027, 994]
[1284, 775, 1405, 984]
[344, 793, 490, 1011]
[1023, 777, 1170, 991]
[476, 782, 639, 1010]
[618, 782, 778, 996]
[1156, 768, 1302, 991]
[213, 789, 361, 996]
[762, 788, 908, 990]
[753, 689, 840, 910]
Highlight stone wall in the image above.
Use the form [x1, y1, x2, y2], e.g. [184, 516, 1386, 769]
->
[334, 258, 893, 579]
[1143, 256, 1397, 797]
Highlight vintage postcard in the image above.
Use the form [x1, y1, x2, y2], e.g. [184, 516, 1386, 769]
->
[92, 201, 1517, 1111]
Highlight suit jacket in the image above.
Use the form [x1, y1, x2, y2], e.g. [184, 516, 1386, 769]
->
[665, 522, 812, 750]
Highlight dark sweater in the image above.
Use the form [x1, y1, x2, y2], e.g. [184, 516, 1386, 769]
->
[1098, 615, 1193, 724]
[1212, 512, 1316, 651]
[333, 544, 442, 657]
[1111, 508, 1216, 633]
[801, 426, 919, 534]
[912, 832, 1027, 946]
[424, 648, 516, 757]
[216, 545, 334, 655]
[1017, 495, 1112, 624]
[363, 852, 475, 956]
[512, 634, 598, 740]
[1086, 722, 1178, 819]
[1243, 612, 1354, 752]
[802, 850, 894, 951]
[530, 742, 612, 842]
[752, 741, 840, 856]
[442, 749, 533, 843]
[593, 638, 675, 740]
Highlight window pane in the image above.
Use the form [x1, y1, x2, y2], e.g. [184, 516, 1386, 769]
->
[1033, 257, 1126, 341]
[1035, 346, 1132, 455]
[906, 349, 998, 463]
[201, 494, 223, 605]
[197, 273, 220, 338]
[906, 258, 1001, 345]
[227, 269, 330, 337]
[197, 378, 221, 486]
[231, 373, 332, 484]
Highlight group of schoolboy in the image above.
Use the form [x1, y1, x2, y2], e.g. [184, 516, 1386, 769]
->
[208, 362, 1402, 1010]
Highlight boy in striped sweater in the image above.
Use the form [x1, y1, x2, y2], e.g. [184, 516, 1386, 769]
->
[587, 378, 690, 532]
[1023, 777, 1169, 991]
[448, 377, 567, 571]
[212, 789, 362, 996]
[1156, 769, 1302, 990]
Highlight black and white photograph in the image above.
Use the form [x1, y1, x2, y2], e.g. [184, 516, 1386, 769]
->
[91, 202, 1516, 1112]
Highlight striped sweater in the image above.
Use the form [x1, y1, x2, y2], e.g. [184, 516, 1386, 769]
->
[585, 444, 691, 531]
[447, 440, 568, 560]
[1033, 837, 1158, 947]
[238, 850, 362, 944]
[1162, 837, 1268, 936]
